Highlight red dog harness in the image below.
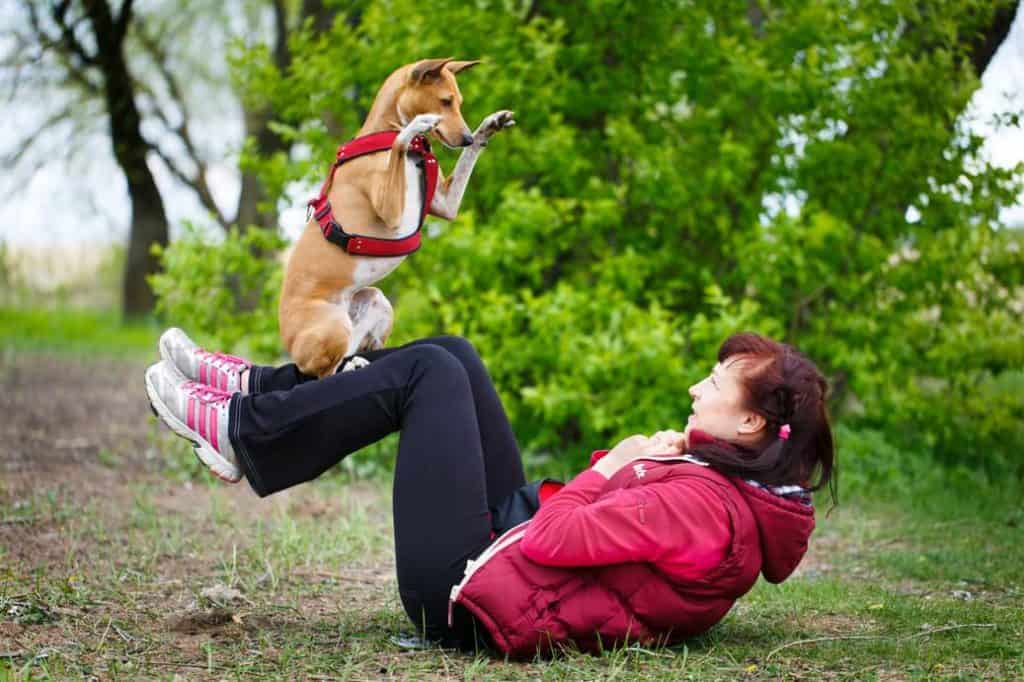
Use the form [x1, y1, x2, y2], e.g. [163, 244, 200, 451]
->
[307, 131, 439, 257]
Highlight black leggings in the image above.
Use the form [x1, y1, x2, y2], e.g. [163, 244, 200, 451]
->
[228, 336, 527, 643]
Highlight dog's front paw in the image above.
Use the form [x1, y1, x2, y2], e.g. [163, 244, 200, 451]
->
[340, 355, 370, 372]
[399, 114, 442, 145]
[474, 110, 516, 146]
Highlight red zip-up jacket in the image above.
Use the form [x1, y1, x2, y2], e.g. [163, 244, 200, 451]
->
[449, 448, 816, 657]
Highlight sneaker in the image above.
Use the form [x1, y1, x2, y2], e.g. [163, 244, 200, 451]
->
[159, 327, 251, 394]
[145, 361, 242, 483]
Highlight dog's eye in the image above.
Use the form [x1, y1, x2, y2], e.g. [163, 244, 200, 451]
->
[440, 98, 453, 108]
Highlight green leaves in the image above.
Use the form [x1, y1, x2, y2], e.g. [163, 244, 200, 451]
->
[155, 0, 1023, 477]
[150, 225, 286, 362]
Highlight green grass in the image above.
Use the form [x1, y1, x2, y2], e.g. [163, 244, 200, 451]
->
[2, 310, 1021, 679]
[3, 467, 1022, 680]
[0, 306, 160, 359]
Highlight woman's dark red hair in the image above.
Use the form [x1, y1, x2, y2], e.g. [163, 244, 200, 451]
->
[689, 332, 837, 505]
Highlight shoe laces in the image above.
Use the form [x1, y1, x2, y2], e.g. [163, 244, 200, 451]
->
[183, 381, 232, 407]
[195, 350, 250, 374]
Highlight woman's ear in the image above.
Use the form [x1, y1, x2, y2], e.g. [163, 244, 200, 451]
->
[737, 411, 766, 437]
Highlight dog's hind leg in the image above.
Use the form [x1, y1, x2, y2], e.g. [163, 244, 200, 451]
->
[346, 287, 394, 355]
[284, 300, 353, 379]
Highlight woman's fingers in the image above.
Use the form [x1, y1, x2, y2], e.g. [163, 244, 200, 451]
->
[642, 439, 682, 456]
[651, 430, 685, 447]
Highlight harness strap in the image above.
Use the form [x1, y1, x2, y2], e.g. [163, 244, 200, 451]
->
[307, 131, 439, 257]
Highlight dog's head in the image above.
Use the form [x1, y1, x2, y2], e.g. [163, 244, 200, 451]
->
[398, 58, 481, 149]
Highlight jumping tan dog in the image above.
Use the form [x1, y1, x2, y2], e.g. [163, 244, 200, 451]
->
[279, 58, 515, 377]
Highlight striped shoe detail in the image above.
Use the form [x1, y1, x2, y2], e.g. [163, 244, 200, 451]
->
[145, 362, 241, 483]
[183, 381, 230, 452]
[193, 350, 251, 393]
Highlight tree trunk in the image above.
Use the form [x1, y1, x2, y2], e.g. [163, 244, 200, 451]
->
[236, 105, 284, 230]
[83, 0, 169, 317]
[967, 1, 1018, 78]
[235, 0, 340, 231]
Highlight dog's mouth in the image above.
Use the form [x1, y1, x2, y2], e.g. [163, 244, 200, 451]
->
[438, 136, 471, 150]
[435, 129, 474, 150]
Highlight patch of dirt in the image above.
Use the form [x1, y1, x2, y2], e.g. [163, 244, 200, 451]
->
[1, 350, 402, 677]
[1, 352, 153, 479]
[166, 608, 236, 633]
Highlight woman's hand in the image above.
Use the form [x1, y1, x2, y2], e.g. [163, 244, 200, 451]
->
[592, 431, 686, 479]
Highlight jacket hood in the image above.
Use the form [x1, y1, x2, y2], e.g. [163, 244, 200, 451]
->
[687, 429, 816, 583]
[734, 480, 815, 583]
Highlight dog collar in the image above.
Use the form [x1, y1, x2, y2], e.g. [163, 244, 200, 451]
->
[307, 131, 439, 257]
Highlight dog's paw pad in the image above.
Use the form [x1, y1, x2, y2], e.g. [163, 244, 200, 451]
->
[477, 111, 515, 141]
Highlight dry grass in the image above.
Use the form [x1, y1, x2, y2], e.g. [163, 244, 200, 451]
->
[2, 346, 1022, 680]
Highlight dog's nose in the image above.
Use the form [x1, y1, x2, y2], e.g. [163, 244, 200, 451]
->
[461, 133, 474, 147]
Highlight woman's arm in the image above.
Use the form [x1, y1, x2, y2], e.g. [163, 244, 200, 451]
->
[519, 467, 731, 572]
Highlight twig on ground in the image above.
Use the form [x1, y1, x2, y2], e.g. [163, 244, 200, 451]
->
[135, 658, 274, 678]
[94, 616, 112, 654]
[766, 623, 997, 660]
[0, 651, 26, 658]
[767, 635, 881, 660]
[898, 623, 996, 641]
[290, 569, 388, 585]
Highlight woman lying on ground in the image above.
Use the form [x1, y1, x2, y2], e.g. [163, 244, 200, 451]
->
[144, 330, 835, 657]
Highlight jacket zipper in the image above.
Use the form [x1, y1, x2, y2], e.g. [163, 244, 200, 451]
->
[448, 521, 530, 626]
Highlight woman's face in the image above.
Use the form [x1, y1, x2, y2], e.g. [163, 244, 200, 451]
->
[687, 358, 764, 446]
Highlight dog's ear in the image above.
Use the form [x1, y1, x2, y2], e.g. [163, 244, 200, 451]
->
[410, 58, 454, 84]
[445, 60, 482, 75]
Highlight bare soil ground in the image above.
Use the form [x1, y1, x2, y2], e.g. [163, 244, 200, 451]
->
[2, 351, 1021, 680]
[1, 352, 404, 679]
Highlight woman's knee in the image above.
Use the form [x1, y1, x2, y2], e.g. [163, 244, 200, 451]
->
[425, 335, 481, 369]
[403, 344, 469, 387]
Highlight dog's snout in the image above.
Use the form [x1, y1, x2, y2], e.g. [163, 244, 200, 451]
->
[461, 132, 474, 147]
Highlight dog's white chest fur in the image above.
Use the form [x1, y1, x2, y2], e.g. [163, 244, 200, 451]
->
[351, 153, 423, 287]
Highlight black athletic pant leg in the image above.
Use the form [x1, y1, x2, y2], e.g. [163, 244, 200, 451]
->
[247, 335, 526, 502]
[229, 343, 510, 643]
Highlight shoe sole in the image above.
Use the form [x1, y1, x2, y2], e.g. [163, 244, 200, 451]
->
[145, 367, 242, 484]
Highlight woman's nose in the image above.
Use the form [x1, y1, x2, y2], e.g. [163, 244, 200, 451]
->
[688, 384, 699, 400]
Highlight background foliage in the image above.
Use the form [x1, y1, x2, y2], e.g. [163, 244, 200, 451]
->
[155, 0, 1024, 486]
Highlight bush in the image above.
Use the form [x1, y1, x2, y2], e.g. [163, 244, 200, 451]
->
[155, 0, 1024, 481]
[150, 225, 286, 362]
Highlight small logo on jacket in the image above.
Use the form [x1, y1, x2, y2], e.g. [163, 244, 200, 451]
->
[633, 463, 646, 479]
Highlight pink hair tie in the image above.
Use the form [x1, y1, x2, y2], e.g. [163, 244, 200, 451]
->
[779, 424, 791, 440]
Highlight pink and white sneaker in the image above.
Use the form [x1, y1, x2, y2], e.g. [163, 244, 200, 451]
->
[145, 361, 242, 483]
[159, 328, 251, 394]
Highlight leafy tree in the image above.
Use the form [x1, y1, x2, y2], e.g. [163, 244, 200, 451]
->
[159, 0, 1023, 477]
[1, 0, 333, 316]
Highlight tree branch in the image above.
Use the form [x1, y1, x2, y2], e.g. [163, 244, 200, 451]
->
[50, 0, 98, 66]
[116, 0, 135, 39]
[133, 25, 228, 227]
[272, 0, 289, 70]
[1, 103, 78, 168]
[147, 141, 228, 229]
[747, 0, 766, 37]
[967, 1, 1018, 77]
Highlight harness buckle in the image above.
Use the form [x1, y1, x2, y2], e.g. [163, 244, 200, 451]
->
[323, 220, 351, 251]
